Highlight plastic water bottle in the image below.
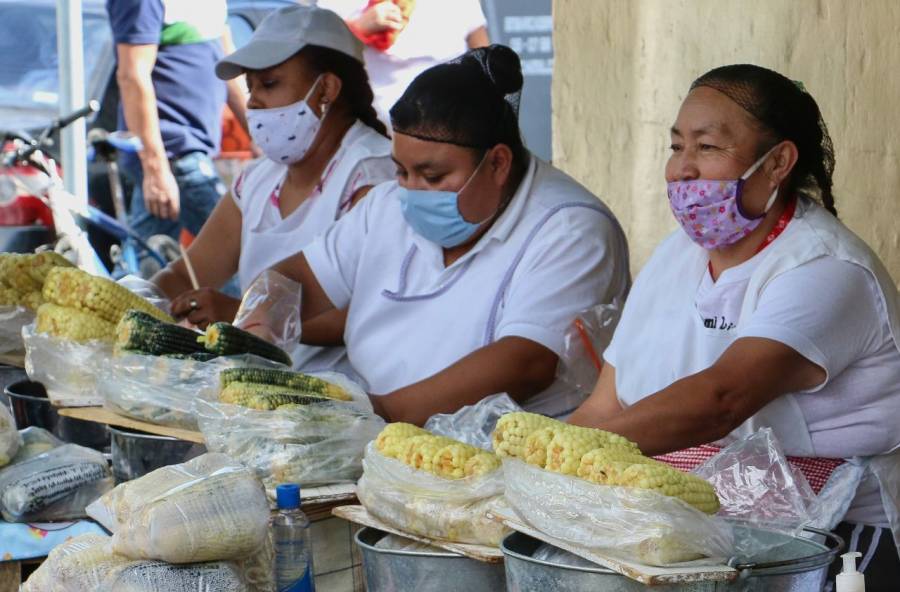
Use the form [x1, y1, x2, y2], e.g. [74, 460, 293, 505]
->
[273, 483, 316, 592]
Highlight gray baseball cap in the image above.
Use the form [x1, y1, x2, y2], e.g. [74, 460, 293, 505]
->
[215, 5, 364, 80]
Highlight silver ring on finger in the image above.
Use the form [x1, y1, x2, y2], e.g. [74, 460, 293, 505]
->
[189, 298, 199, 310]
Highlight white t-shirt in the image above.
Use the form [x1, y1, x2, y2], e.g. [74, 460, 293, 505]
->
[303, 156, 631, 418]
[318, 0, 487, 121]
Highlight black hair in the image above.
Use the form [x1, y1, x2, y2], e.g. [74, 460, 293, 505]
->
[389, 45, 528, 165]
[691, 64, 837, 217]
[299, 45, 389, 138]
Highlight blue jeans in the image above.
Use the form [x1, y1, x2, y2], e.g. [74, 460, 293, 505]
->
[125, 151, 225, 240]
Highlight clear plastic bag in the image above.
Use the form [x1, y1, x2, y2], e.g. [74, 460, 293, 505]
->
[23, 323, 111, 405]
[532, 543, 599, 568]
[197, 372, 384, 491]
[20, 533, 132, 592]
[100, 560, 250, 592]
[233, 270, 302, 350]
[425, 393, 522, 451]
[356, 442, 510, 546]
[0, 305, 33, 354]
[0, 404, 20, 467]
[99, 353, 283, 430]
[556, 300, 621, 395]
[503, 458, 734, 566]
[0, 443, 113, 522]
[86, 453, 270, 564]
[12, 426, 62, 463]
[117, 275, 172, 316]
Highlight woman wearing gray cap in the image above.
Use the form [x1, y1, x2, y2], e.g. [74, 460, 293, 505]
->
[152, 5, 394, 374]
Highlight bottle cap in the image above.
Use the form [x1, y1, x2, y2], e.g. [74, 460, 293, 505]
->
[836, 551, 865, 592]
[276, 483, 301, 510]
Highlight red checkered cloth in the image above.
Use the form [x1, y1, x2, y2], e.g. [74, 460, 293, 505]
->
[654, 445, 845, 495]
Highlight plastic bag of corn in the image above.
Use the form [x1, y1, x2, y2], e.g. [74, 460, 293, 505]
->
[23, 323, 111, 405]
[356, 442, 510, 546]
[20, 533, 133, 592]
[12, 426, 62, 463]
[0, 443, 113, 522]
[0, 404, 21, 467]
[0, 304, 33, 354]
[425, 393, 522, 451]
[86, 453, 270, 564]
[196, 374, 384, 491]
[503, 458, 734, 566]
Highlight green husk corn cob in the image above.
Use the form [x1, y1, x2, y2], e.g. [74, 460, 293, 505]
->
[198, 323, 292, 365]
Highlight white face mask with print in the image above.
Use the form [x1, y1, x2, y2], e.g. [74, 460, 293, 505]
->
[247, 75, 325, 165]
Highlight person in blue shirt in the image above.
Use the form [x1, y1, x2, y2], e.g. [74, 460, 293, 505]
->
[106, 0, 247, 261]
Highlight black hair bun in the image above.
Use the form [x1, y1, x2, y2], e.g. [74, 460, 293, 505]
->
[470, 44, 523, 96]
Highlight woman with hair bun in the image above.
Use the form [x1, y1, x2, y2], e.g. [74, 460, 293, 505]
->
[265, 45, 630, 422]
[570, 64, 900, 584]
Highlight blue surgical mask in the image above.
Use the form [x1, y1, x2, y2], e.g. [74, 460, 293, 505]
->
[397, 155, 491, 248]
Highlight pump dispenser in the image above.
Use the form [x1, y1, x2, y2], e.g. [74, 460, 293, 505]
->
[836, 551, 865, 592]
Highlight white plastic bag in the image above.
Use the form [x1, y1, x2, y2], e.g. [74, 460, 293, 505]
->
[23, 323, 111, 405]
[233, 270, 302, 351]
[12, 426, 62, 463]
[117, 275, 172, 316]
[425, 393, 522, 451]
[197, 372, 384, 490]
[0, 443, 113, 522]
[0, 305, 33, 354]
[0, 404, 20, 467]
[356, 442, 510, 546]
[20, 533, 132, 592]
[556, 301, 621, 396]
[503, 458, 734, 565]
[100, 560, 250, 592]
[87, 453, 270, 564]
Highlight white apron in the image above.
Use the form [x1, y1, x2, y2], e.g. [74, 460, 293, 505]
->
[236, 122, 392, 373]
[615, 199, 900, 553]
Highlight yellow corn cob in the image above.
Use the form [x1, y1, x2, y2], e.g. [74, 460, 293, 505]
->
[0, 288, 20, 306]
[579, 449, 720, 514]
[4, 254, 37, 292]
[375, 423, 429, 458]
[20, 291, 43, 311]
[464, 452, 501, 477]
[36, 303, 116, 342]
[432, 442, 483, 479]
[22, 252, 74, 284]
[42, 267, 174, 324]
[492, 411, 559, 459]
[545, 426, 640, 475]
[400, 435, 455, 473]
[524, 426, 557, 468]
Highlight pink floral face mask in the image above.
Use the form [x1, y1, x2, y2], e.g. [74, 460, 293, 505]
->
[667, 147, 778, 249]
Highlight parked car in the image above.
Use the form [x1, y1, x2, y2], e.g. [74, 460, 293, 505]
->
[0, 0, 291, 257]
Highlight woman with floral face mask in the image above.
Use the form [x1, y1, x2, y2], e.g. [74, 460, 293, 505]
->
[569, 64, 900, 585]
[151, 5, 394, 373]
[256, 44, 630, 422]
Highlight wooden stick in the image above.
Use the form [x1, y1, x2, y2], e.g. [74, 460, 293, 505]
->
[179, 243, 200, 290]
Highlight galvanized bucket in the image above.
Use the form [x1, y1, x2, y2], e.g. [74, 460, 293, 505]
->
[355, 527, 506, 592]
[502, 526, 843, 592]
[5, 379, 109, 450]
[109, 425, 205, 483]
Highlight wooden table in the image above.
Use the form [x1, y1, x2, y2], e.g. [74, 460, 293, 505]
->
[57, 406, 204, 443]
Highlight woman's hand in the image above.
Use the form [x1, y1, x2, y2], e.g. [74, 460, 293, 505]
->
[170, 288, 241, 329]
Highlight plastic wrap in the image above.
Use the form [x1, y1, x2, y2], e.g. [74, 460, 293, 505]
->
[425, 393, 522, 451]
[23, 323, 111, 404]
[86, 453, 270, 564]
[100, 560, 250, 592]
[20, 533, 132, 592]
[100, 353, 282, 430]
[356, 442, 510, 546]
[532, 543, 599, 568]
[503, 458, 733, 565]
[117, 275, 172, 316]
[0, 443, 113, 522]
[0, 404, 20, 467]
[556, 301, 621, 395]
[233, 270, 302, 350]
[197, 372, 384, 490]
[374, 533, 444, 553]
[0, 305, 33, 354]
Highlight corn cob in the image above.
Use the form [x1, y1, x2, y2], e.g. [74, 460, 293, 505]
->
[578, 448, 720, 514]
[464, 452, 502, 477]
[22, 251, 74, 285]
[524, 426, 557, 468]
[400, 435, 455, 473]
[20, 291, 43, 311]
[0, 287, 20, 306]
[375, 422, 429, 458]
[1, 461, 109, 520]
[221, 387, 330, 410]
[4, 254, 38, 292]
[199, 322, 292, 365]
[36, 303, 116, 342]
[545, 425, 640, 475]
[220, 367, 351, 400]
[492, 411, 559, 459]
[43, 267, 174, 324]
[115, 310, 206, 356]
[432, 442, 484, 479]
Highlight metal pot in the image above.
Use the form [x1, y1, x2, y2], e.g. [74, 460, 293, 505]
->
[355, 527, 507, 592]
[502, 526, 843, 592]
[0, 363, 26, 408]
[5, 379, 109, 450]
[109, 425, 205, 483]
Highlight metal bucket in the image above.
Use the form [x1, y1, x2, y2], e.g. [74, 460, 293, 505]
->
[5, 379, 110, 450]
[109, 425, 206, 483]
[0, 363, 26, 408]
[355, 527, 506, 592]
[502, 526, 843, 592]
